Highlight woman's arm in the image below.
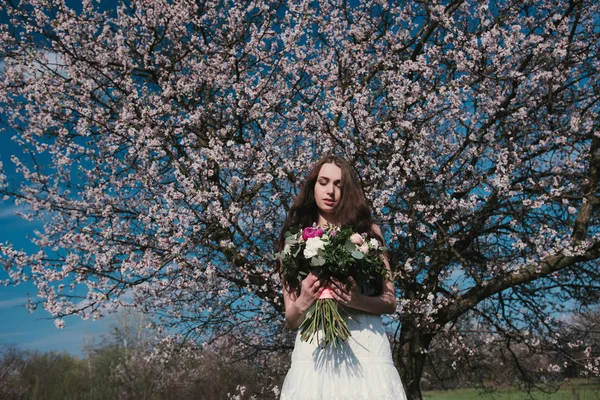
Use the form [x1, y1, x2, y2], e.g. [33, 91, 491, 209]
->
[282, 271, 325, 330]
[329, 224, 397, 315]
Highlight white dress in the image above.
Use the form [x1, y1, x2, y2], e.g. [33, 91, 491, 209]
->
[280, 310, 407, 400]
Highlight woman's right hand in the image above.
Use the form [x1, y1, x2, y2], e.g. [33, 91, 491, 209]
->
[296, 272, 324, 312]
[283, 271, 326, 329]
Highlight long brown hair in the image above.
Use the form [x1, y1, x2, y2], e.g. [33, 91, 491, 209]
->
[277, 155, 381, 253]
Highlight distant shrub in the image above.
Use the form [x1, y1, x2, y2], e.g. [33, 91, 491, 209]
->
[0, 347, 89, 400]
[0, 342, 286, 400]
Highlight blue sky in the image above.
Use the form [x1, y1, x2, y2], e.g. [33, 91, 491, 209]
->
[0, 129, 114, 357]
[0, 0, 122, 358]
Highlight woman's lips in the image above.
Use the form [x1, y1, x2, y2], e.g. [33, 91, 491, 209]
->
[324, 199, 335, 206]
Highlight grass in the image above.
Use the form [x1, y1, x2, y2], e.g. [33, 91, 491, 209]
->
[423, 379, 600, 400]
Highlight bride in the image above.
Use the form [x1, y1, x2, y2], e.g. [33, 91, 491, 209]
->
[276, 155, 407, 399]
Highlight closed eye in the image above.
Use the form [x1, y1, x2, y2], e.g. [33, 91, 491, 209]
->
[318, 177, 341, 187]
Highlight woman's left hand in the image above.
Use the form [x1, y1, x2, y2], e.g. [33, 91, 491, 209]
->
[330, 276, 362, 308]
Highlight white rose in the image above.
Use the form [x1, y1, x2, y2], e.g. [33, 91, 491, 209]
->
[369, 238, 379, 250]
[303, 237, 325, 259]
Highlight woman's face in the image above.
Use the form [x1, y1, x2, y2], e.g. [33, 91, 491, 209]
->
[314, 162, 342, 215]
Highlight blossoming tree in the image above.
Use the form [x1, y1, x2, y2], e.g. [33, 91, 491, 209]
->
[1, 0, 599, 398]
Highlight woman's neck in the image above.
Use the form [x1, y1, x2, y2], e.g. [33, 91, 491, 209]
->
[317, 212, 338, 228]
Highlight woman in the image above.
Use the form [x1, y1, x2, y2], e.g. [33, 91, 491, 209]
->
[277, 155, 406, 400]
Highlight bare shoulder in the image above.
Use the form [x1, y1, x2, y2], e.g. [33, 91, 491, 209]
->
[371, 223, 384, 237]
[370, 223, 388, 245]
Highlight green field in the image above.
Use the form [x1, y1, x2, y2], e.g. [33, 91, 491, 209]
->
[423, 380, 600, 399]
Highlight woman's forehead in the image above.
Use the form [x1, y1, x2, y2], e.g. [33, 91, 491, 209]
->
[317, 162, 342, 179]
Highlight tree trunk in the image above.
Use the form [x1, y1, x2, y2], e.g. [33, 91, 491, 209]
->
[396, 322, 433, 400]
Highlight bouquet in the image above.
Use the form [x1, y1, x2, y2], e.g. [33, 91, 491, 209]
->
[277, 225, 388, 348]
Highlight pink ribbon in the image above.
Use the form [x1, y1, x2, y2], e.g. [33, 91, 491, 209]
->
[319, 286, 333, 299]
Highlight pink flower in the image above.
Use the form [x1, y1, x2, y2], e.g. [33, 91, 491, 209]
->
[302, 227, 324, 241]
[358, 242, 369, 254]
[350, 233, 364, 245]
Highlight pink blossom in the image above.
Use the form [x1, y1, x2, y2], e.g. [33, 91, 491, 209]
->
[350, 233, 364, 245]
[358, 242, 369, 254]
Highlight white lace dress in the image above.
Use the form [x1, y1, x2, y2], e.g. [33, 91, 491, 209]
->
[280, 310, 407, 400]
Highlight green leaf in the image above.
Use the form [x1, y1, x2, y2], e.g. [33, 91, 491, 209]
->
[311, 256, 326, 266]
[285, 236, 298, 245]
[345, 240, 357, 253]
[293, 245, 302, 257]
[351, 250, 364, 259]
